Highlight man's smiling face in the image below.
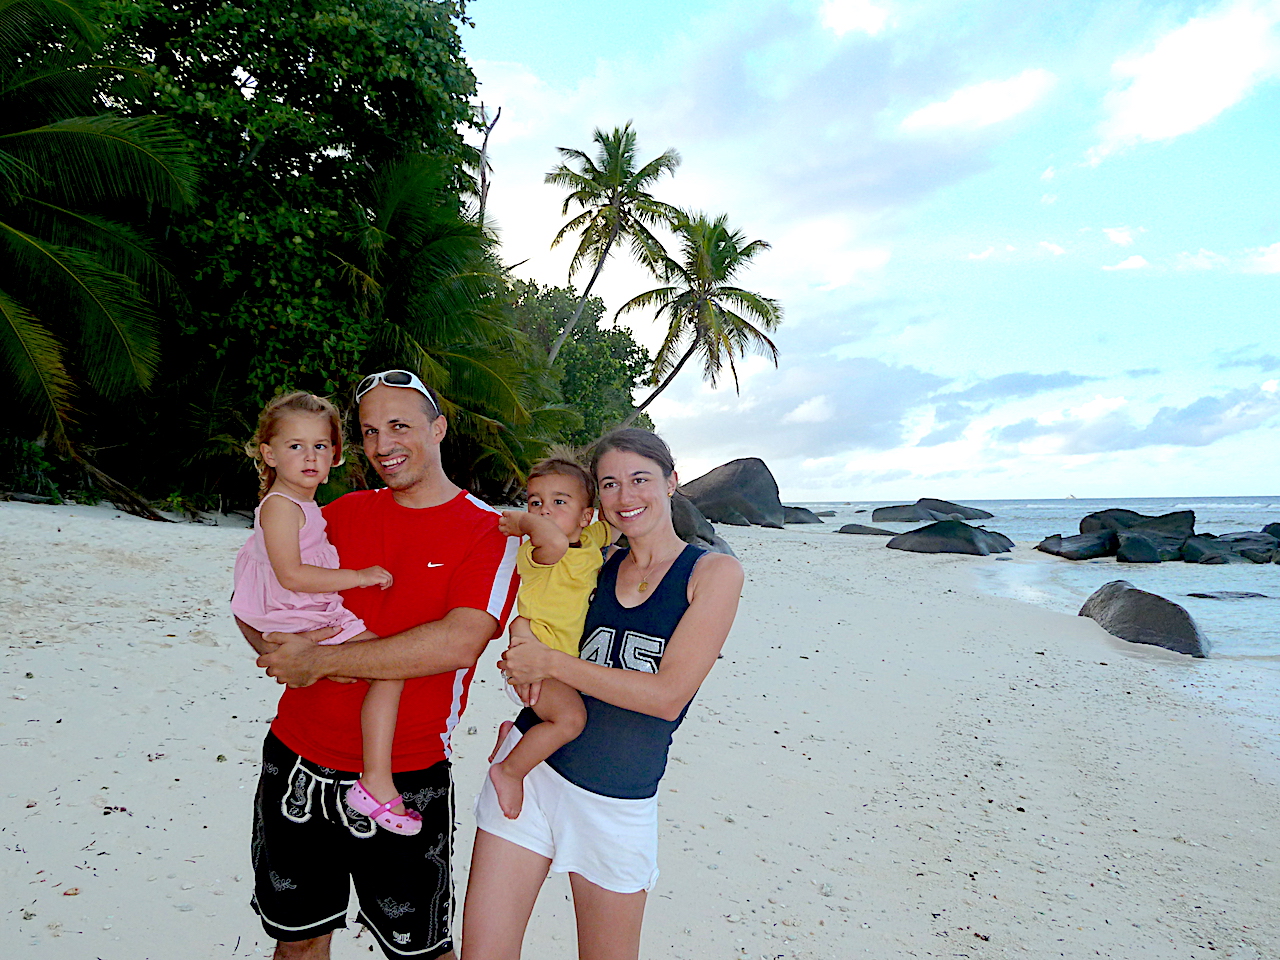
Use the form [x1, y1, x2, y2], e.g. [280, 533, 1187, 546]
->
[359, 384, 444, 492]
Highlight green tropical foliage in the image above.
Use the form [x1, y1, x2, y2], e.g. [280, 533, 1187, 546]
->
[329, 157, 576, 494]
[617, 211, 781, 427]
[1, 0, 196, 442]
[507, 280, 653, 444]
[543, 122, 680, 363]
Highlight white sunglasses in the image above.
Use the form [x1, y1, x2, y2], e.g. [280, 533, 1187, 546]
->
[355, 370, 441, 419]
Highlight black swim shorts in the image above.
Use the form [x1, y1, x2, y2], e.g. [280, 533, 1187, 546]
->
[250, 732, 455, 958]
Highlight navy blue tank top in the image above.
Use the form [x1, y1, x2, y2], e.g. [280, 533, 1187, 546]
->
[515, 542, 705, 799]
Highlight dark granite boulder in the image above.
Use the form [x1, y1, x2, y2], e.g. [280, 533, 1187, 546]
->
[1187, 591, 1270, 600]
[1036, 530, 1117, 560]
[1215, 532, 1278, 563]
[671, 491, 715, 544]
[1263, 522, 1280, 539]
[1079, 581, 1209, 657]
[814, 510, 837, 517]
[1131, 511, 1196, 539]
[783, 506, 824, 524]
[837, 523, 895, 536]
[680, 458, 784, 529]
[886, 520, 1013, 556]
[1080, 509, 1195, 538]
[872, 499, 993, 522]
[1079, 508, 1149, 534]
[1116, 530, 1185, 563]
[1181, 536, 1247, 564]
[917, 498, 994, 520]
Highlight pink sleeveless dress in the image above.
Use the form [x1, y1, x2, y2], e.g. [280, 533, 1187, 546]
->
[230, 492, 367, 645]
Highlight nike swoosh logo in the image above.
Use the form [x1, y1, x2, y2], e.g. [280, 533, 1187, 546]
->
[428, 562, 444, 568]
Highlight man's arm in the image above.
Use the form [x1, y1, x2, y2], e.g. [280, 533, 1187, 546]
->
[256, 606, 498, 688]
[236, 617, 273, 656]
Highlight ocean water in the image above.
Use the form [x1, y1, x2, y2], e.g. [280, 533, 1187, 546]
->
[788, 497, 1280, 670]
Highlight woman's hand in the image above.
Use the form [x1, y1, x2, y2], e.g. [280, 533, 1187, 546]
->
[499, 632, 558, 686]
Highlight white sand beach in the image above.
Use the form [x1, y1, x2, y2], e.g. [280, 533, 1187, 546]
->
[2, 500, 1277, 959]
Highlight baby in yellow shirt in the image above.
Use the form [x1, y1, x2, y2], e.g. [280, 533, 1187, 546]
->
[491, 455, 609, 818]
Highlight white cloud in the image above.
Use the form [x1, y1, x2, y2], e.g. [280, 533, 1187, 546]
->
[1264, 379, 1279, 392]
[783, 395, 836, 423]
[900, 68, 1056, 133]
[1102, 226, 1137, 246]
[1244, 241, 1280, 272]
[1091, 0, 1280, 161]
[1040, 193, 1057, 204]
[967, 247, 995, 260]
[819, 0, 890, 38]
[1102, 255, 1150, 271]
[1176, 248, 1229, 270]
[1039, 241, 1066, 256]
[762, 217, 891, 292]
[1040, 166, 1056, 181]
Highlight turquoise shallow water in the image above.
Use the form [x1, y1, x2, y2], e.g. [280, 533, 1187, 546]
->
[788, 497, 1280, 669]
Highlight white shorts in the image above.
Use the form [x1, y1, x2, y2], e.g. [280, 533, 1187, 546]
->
[473, 727, 659, 894]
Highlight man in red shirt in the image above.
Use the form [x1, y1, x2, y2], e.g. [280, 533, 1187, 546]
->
[240, 371, 517, 960]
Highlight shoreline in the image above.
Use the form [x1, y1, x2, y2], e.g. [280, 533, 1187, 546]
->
[2, 502, 1277, 958]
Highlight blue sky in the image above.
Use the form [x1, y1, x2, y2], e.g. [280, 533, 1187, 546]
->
[461, 0, 1280, 499]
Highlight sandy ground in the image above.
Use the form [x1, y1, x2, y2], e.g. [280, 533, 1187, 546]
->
[1, 500, 1278, 959]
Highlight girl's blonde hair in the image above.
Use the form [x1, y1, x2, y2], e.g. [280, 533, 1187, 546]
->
[246, 391, 345, 500]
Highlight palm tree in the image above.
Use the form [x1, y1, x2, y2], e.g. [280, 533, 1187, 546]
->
[616, 212, 782, 428]
[331, 155, 577, 492]
[544, 122, 680, 364]
[1, 0, 196, 442]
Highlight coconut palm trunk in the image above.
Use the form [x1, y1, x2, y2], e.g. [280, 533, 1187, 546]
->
[619, 338, 698, 428]
[547, 221, 617, 363]
[544, 123, 680, 364]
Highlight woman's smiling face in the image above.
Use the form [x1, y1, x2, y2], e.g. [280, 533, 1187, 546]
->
[596, 448, 677, 536]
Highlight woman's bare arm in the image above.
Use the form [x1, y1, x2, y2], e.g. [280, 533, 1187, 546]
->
[501, 553, 743, 721]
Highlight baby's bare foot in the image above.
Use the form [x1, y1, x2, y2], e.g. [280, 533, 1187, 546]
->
[488, 762, 524, 819]
[359, 775, 407, 815]
[488, 720, 515, 762]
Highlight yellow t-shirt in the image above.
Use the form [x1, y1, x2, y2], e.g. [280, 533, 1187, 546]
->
[515, 520, 610, 656]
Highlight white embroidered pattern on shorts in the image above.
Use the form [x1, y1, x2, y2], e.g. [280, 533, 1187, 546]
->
[269, 870, 297, 892]
[378, 897, 417, 920]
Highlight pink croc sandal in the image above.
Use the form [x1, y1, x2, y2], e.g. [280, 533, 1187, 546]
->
[345, 781, 422, 836]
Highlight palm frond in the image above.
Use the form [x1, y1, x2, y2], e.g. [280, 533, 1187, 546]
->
[0, 285, 73, 430]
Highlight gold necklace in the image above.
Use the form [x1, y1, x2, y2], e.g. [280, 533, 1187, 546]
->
[633, 545, 682, 592]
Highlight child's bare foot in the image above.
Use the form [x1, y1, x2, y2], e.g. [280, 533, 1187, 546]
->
[488, 761, 525, 819]
[488, 720, 515, 762]
[358, 773, 407, 815]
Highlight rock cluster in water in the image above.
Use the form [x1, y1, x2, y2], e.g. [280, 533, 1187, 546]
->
[1037, 510, 1280, 565]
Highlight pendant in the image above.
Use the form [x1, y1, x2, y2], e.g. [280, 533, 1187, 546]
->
[638, 580, 649, 593]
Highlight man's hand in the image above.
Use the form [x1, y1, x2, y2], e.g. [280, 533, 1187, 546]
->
[257, 626, 341, 687]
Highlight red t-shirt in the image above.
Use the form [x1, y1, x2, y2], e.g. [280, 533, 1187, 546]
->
[270, 488, 518, 771]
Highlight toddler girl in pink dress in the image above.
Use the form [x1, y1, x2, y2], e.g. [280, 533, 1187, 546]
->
[232, 391, 421, 835]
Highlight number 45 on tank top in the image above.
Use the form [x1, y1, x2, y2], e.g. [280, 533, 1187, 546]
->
[580, 627, 667, 674]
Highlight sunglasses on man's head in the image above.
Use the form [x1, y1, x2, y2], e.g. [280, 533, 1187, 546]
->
[355, 370, 441, 419]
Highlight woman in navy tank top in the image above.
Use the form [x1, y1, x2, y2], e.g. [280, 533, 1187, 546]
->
[463, 429, 743, 960]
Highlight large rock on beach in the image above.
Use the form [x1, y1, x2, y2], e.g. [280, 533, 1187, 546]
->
[783, 506, 824, 524]
[1263, 522, 1280, 540]
[1079, 509, 1149, 534]
[872, 499, 993, 522]
[1080, 509, 1195, 538]
[837, 523, 895, 536]
[1036, 530, 1117, 560]
[1116, 529, 1186, 563]
[1215, 532, 1278, 563]
[886, 520, 1013, 556]
[1078, 581, 1209, 657]
[680, 458, 784, 529]
[1181, 536, 1249, 565]
[813, 510, 837, 518]
[670, 492, 736, 557]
